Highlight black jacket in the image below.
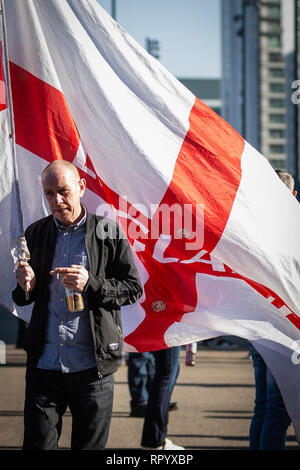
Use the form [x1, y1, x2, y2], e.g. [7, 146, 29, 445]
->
[12, 211, 143, 376]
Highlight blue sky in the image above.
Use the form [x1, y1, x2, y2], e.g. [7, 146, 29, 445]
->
[97, 0, 221, 78]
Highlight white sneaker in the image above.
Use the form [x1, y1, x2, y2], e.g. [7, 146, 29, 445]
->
[162, 438, 185, 450]
[142, 438, 185, 450]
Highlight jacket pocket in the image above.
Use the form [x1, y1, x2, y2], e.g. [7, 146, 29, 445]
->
[106, 322, 123, 357]
[94, 311, 124, 359]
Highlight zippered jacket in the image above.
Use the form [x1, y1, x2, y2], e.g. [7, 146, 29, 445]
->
[12, 211, 143, 376]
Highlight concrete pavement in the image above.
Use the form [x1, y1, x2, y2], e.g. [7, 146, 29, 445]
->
[0, 344, 298, 450]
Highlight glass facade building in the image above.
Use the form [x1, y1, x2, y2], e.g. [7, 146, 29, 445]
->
[222, 0, 300, 182]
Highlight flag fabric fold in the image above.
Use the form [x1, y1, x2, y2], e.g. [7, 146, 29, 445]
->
[1, 0, 300, 437]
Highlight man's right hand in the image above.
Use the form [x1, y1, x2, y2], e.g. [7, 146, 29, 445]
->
[15, 261, 36, 293]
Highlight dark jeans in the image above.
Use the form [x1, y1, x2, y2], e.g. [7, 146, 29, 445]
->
[128, 352, 155, 407]
[249, 345, 291, 450]
[23, 367, 114, 450]
[141, 346, 181, 447]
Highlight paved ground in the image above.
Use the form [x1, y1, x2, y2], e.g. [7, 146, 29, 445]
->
[0, 344, 298, 451]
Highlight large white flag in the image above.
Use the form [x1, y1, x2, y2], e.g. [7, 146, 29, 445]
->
[1, 0, 300, 436]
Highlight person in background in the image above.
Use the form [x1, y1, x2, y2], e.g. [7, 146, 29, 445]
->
[249, 169, 297, 450]
[128, 352, 155, 417]
[141, 346, 183, 450]
[128, 350, 180, 417]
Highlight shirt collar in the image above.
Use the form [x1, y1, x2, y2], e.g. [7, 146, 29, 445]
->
[54, 205, 87, 232]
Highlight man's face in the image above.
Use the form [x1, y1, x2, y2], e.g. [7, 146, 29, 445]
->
[42, 166, 86, 226]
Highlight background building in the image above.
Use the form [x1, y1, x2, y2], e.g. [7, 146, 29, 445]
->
[178, 78, 221, 115]
[222, 0, 300, 187]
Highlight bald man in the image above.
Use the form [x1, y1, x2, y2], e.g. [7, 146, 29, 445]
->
[13, 160, 142, 450]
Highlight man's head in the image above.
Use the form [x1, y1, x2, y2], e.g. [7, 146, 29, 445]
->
[275, 169, 298, 198]
[42, 160, 86, 226]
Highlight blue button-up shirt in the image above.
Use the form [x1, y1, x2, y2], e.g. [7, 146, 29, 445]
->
[37, 209, 96, 373]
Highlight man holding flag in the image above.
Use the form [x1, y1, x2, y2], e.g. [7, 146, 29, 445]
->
[13, 160, 142, 450]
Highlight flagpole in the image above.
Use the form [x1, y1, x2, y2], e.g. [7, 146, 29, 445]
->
[0, 0, 24, 237]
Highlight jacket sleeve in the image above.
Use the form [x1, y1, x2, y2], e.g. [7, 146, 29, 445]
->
[84, 228, 143, 310]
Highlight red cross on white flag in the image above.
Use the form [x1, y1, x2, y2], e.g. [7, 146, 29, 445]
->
[0, 0, 300, 439]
